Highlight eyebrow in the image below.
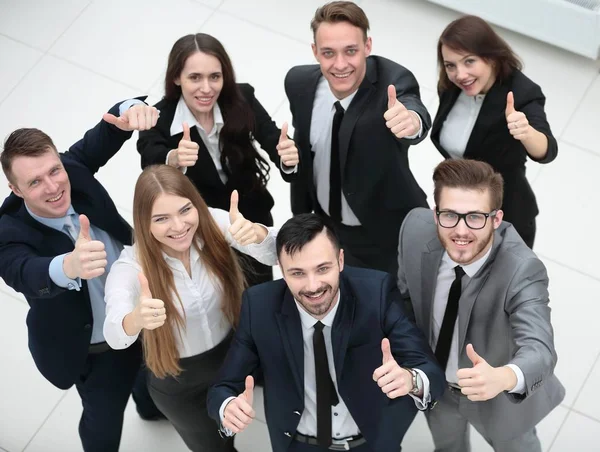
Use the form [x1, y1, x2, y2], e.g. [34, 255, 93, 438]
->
[443, 54, 474, 64]
[286, 261, 333, 272]
[187, 71, 222, 76]
[27, 164, 61, 185]
[151, 202, 192, 219]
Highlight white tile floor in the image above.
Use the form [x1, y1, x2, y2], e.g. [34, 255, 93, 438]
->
[0, 0, 599, 450]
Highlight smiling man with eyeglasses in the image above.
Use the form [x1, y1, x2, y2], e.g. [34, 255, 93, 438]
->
[396, 159, 564, 452]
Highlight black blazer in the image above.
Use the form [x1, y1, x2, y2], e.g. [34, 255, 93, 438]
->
[207, 267, 445, 452]
[0, 104, 135, 389]
[431, 70, 558, 236]
[137, 83, 295, 226]
[285, 56, 431, 249]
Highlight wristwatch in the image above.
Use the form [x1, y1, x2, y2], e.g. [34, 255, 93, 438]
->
[404, 368, 423, 395]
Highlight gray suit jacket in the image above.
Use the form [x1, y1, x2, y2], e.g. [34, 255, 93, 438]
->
[397, 207, 565, 440]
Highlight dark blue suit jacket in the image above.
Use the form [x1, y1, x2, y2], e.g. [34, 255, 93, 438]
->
[0, 102, 136, 389]
[207, 266, 444, 452]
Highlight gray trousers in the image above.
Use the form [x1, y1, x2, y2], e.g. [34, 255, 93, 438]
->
[425, 385, 542, 452]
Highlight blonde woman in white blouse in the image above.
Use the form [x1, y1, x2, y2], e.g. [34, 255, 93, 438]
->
[104, 165, 277, 452]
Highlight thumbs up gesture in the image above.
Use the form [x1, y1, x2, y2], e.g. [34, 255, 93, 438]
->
[63, 214, 108, 280]
[103, 103, 159, 131]
[132, 272, 166, 331]
[228, 190, 267, 245]
[223, 376, 256, 434]
[383, 85, 420, 139]
[167, 122, 200, 168]
[276, 122, 299, 167]
[372, 338, 414, 399]
[505, 91, 532, 142]
[456, 344, 518, 401]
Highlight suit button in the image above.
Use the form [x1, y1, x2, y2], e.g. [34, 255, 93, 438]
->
[284, 432, 292, 437]
[84, 324, 92, 330]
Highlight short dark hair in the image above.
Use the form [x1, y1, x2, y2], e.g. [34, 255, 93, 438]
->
[311, 1, 370, 42]
[1, 128, 58, 184]
[437, 15, 522, 92]
[433, 159, 504, 210]
[276, 214, 340, 259]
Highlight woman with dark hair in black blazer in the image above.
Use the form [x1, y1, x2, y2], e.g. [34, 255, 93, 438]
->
[432, 15, 558, 248]
[138, 33, 298, 285]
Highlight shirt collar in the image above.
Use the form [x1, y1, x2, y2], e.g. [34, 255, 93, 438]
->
[25, 203, 76, 232]
[294, 290, 341, 330]
[442, 245, 492, 278]
[170, 96, 224, 136]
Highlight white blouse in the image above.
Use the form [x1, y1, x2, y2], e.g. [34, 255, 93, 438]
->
[103, 207, 277, 357]
[439, 91, 485, 159]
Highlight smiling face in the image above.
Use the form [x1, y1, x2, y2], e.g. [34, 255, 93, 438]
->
[312, 21, 371, 100]
[175, 51, 224, 118]
[149, 193, 199, 259]
[279, 231, 344, 319]
[435, 187, 503, 265]
[441, 45, 495, 96]
[9, 149, 72, 218]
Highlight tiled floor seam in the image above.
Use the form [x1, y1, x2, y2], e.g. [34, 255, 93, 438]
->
[536, 253, 600, 284]
[558, 139, 600, 160]
[557, 72, 600, 139]
[21, 390, 70, 452]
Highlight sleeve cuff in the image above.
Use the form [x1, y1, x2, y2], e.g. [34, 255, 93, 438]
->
[237, 225, 278, 266]
[49, 254, 81, 291]
[118, 98, 145, 116]
[165, 150, 188, 174]
[506, 364, 526, 394]
[404, 111, 423, 139]
[409, 368, 431, 411]
[219, 397, 237, 437]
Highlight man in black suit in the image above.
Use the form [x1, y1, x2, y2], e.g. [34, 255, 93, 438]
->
[285, 1, 431, 275]
[207, 214, 444, 452]
[0, 100, 159, 452]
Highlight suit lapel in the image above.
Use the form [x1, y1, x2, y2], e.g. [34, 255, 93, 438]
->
[338, 59, 377, 174]
[457, 230, 505, 352]
[189, 127, 225, 188]
[464, 81, 507, 159]
[296, 67, 322, 159]
[275, 290, 305, 397]
[331, 276, 355, 380]
[431, 88, 460, 158]
[421, 237, 444, 343]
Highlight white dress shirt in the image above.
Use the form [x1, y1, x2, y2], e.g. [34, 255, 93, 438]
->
[439, 91, 485, 159]
[432, 249, 525, 393]
[103, 207, 277, 356]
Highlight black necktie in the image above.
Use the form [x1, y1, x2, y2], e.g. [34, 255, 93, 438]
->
[329, 101, 345, 223]
[313, 321, 339, 447]
[435, 266, 465, 370]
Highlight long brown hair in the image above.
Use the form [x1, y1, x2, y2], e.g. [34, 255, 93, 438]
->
[437, 15, 522, 92]
[133, 165, 245, 378]
[164, 33, 270, 192]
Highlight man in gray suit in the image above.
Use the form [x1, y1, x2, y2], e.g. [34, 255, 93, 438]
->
[397, 159, 564, 452]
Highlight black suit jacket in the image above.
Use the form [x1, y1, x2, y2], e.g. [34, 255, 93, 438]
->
[137, 83, 295, 226]
[431, 70, 558, 237]
[285, 56, 431, 249]
[207, 267, 445, 452]
[0, 103, 135, 389]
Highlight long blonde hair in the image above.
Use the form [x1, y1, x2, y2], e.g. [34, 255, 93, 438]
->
[133, 165, 245, 378]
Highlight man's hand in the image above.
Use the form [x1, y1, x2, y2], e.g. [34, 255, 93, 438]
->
[372, 338, 414, 399]
[103, 103, 159, 131]
[223, 376, 255, 434]
[132, 272, 166, 331]
[63, 214, 107, 280]
[168, 122, 199, 168]
[383, 85, 420, 139]
[228, 190, 267, 245]
[457, 344, 517, 401]
[276, 123, 299, 167]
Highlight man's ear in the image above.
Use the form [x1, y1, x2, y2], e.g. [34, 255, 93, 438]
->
[9, 182, 23, 199]
[493, 210, 504, 229]
[338, 248, 344, 272]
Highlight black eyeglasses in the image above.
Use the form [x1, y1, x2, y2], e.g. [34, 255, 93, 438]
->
[436, 209, 497, 230]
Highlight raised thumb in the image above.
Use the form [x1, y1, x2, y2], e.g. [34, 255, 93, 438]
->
[243, 375, 254, 405]
[505, 91, 516, 117]
[78, 214, 91, 241]
[381, 338, 393, 364]
[137, 272, 152, 299]
[182, 121, 191, 141]
[279, 122, 289, 143]
[466, 343, 483, 366]
[387, 85, 397, 110]
[229, 190, 240, 224]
